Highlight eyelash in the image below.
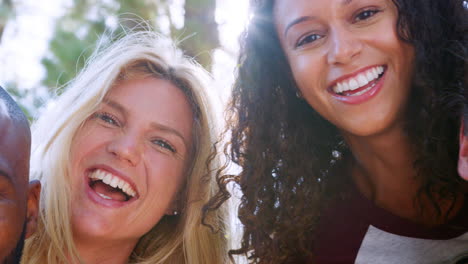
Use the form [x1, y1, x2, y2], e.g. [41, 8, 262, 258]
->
[93, 111, 177, 154]
[296, 33, 323, 48]
[94, 112, 120, 127]
[152, 139, 176, 153]
[295, 8, 381, 48]
[355, 8, 381, 22]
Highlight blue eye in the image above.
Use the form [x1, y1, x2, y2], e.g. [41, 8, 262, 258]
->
[296, 33, 322, 48]
[94, 112, 120, 126]
[152, 139, 176, 153]
[355, 9, 380, 22]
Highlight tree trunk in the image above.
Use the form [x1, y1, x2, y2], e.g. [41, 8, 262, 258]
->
[180, 0, 219, 71]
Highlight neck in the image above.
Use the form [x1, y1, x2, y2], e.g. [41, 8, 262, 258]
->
[342, 124, 461, 225]
[71, 236, 137, 264]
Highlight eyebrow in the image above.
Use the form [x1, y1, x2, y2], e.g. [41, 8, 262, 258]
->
[0, 169, 13, 184]
[283, 0, 354, 37]
[284, 16, 317, 37]
[103, 99, 128, 116]
[150, 123, 189, 151]
[103, 99, 189, 151]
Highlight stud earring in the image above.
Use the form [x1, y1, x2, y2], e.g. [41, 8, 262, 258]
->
[295, 90, 303, 99]
[173, 210, 178, 216]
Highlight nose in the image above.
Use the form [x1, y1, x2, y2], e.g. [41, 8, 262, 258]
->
[327, 27, 362, 65]
[107, 132, 141, 166]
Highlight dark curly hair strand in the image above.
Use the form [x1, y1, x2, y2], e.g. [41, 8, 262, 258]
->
[204, 0, 468, 263]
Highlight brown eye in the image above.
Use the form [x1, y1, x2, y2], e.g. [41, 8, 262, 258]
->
[296, 33, 323, 48]
[355, 9, 380, 22]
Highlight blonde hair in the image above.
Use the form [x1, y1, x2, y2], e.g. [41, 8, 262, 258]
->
[23, 31, 229, 264]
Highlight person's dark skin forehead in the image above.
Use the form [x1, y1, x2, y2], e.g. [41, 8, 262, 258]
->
[0, 115, 28, 186]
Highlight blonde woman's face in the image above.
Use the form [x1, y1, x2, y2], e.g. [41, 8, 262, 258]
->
[69, 77, 193, 244]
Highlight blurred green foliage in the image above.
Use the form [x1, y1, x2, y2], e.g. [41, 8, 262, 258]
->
[42, 0, 218, 94]
[1, 0, 218, 120]
[0, 0, 13, 41]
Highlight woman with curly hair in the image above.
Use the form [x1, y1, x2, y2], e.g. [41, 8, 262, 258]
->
[209, 0, 468, 263]
[22, 31, 229, 264]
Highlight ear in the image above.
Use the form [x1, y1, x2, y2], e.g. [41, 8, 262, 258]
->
[25, 180, 41, 238]
[458, 121, 468, 180]
[165, 195, 181, 216]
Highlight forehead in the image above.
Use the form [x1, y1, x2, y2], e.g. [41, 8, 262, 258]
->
[0, 112, 15, 183]
[274, 0, 388, 18]
[0, 102, 28, 183]
[106, 77, 194, 139]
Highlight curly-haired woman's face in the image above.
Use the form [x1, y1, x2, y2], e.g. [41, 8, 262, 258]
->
[274, 0, 415, 137]
[69, 77, 193, 245]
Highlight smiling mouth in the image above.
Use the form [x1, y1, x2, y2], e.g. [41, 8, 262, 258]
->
[331, 65, 386, 96]
[88, 169, 136, 202]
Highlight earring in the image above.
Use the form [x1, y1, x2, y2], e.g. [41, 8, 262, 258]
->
[173, 210, 178, 216]
[295, 90, 303, 99]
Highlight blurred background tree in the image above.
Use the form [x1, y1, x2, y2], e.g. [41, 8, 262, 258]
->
[0, 0, 14, 42]
[43, 0, 219, 94]
[1, 0, 220, 120]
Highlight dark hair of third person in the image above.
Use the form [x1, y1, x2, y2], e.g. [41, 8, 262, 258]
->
[204, 0, 468, 263]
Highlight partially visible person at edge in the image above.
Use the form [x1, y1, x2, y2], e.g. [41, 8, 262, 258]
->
[206, 0, 468, 263]
[0, 87, 40, 264]
[21, 31, 229, 264]
[459, 74, 468, 181]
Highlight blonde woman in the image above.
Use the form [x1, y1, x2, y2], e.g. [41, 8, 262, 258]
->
[22, 31, 228, 264]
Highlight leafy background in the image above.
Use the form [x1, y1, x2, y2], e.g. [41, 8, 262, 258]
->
[0, 0, 248, 120]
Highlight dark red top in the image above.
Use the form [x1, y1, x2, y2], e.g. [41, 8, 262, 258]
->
[313, 184, 468, 264]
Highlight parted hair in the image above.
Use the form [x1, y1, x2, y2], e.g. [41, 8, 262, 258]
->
[22, 31, 228, 264]
[206, 0, 468, 263]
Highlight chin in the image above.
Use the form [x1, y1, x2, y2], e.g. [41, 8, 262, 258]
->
[339, 115, 397, 139]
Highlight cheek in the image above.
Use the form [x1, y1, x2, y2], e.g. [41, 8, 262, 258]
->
[397, 43, 415, 79]
[70, 126, 108, 169]
[291, 54, 326, 94]
[69, 127, 106, 191]
[0, 203, 24, 259]
[290, 55, 333, 117]
[374, 19, 415, 72]
[145, 154, 186, 203]
[147, 155, 186, 193]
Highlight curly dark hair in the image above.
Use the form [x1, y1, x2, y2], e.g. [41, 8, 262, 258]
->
[204, 0, 468, 263]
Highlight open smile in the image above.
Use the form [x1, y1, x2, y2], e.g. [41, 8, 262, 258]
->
[328, 65, 387, 104]
[85, 167, 139, 207]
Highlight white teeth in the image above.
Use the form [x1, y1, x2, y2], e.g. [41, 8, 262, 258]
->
[342, 82, 350, 92]
[97, 192, 112, 200]
[372, 68, 379, 78]
[351, 84, 374, 96]
[337, 83, 344, 93]
[332, 66, 385, 94]
[110, 177, 118, 188]
[357, 75, 367, 87]
[348, 78, 359, 90]
[366, 71, 374, 82]
[88, 169, 136, 198]
[103, 174, 112, 185]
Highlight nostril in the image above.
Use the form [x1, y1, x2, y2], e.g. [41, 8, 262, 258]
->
[106, 139, 140, 166]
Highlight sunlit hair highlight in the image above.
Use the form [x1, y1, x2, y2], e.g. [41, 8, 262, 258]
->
[23, 31, 228, 264]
